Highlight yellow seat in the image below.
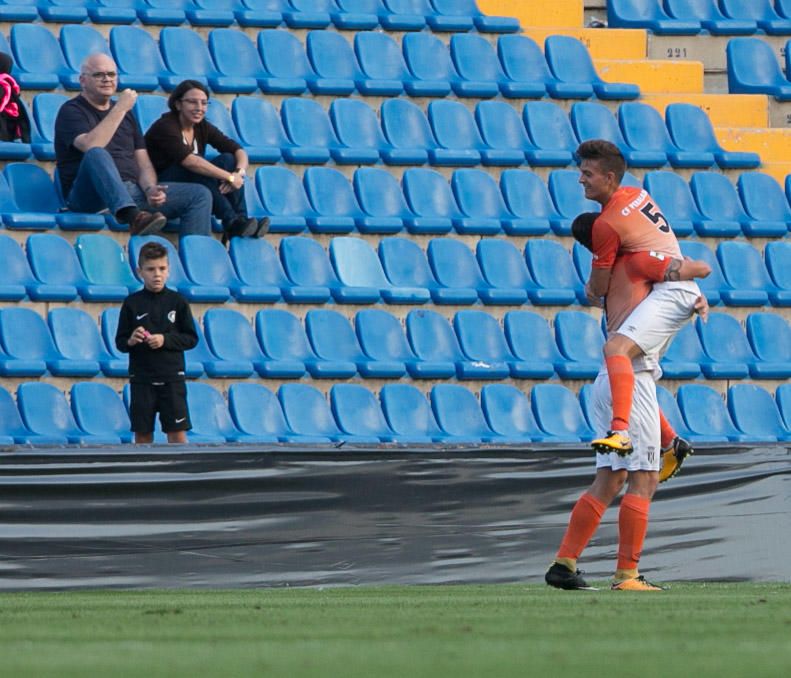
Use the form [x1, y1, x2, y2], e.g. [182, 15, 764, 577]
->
[595, 59, 703, 94]
[478, 0, 582, 28]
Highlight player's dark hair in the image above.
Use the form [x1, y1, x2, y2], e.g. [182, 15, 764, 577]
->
[168, 79, 210, 114]
[576, 139, 626, 183]
[138, 241, 168, 267]
[571, 212, 599, 252]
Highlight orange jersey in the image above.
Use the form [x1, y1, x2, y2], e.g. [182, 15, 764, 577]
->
[604, 251, 672, 334]
[591, 187, 682, 269]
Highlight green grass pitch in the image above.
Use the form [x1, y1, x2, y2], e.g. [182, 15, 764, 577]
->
[2, 583, 790, 678]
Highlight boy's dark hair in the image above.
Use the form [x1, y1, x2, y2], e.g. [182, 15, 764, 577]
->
[571, 212, 599, 252]
[168, 79, 210, 114]
[576, 139, 626, 183]
[138, 241, 168, 267]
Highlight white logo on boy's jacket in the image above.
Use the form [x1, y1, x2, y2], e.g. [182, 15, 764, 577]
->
[168, 310, 176, 323]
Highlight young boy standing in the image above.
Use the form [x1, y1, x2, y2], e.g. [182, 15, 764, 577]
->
[116, 241, 198, 444]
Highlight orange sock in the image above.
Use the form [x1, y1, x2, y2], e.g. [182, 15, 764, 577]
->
[605, 355, 634, 431]
[659, 408, 676, 449]
[556, 493, 607, 561]
[616, 494, 651, 571]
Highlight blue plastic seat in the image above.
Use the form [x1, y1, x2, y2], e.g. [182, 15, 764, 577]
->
[228, 382, 326, 444]
[352, 167, 410, 233]
[665, 0, 756, 33]
[659, 322, 704, 379]
[400, 31, 456, 97]
[280, 235, 378, 304]
[474, 101, 535, 169]
[434, 0, 518, 32]
[302, 167, 363, 233]
[546, 35, 639, 100]
[160, 26, 255, 93]
[431, 384, 515, 444]
[429, 100, 513, 168]
[718, 240, 789, 306]
[454, 168, 538, 236]
[525, 239, 584, 306]
[132, 94, 169, 135]
[185, 0, 238, 27]
[0, 384, 67, 445]
[429, 238, 524, 305]
[666, 102, 760, 169]
[75, 234, 140, 297]
[202, 307, 277, 378]
[353, 30, 407, 96]
[330, 236, 429, 304]
[607, 0, 701, 33]
[553, 310, 604, 379]
[229, 97, 283, 164]
[736, 172, 791, 238]
[496, 33, 578, 100]
[48, 307, 125, 378]
[522, 101, 578, 166]
[208, 28, 271, 95]
[765, 241, 791, 297]
[187, 381, 271, 444]
[18, 382, 119, 445]
[254, 166, 311, 232]
[10, 23, 71, 90]
[618, 101, 713, 168]
[283, 0, 331, 27]
[677, 384, 753, 442]
[0, 233, 73, 302]
[502, 311, 561, 379]
[448, 33, 506, 98]
[481, 384, 559, 443]
[70, 382, 132, 444]
[726, 37, 791, 99]
[776, 384, 791, 430]
[655, 385, 698, 441]
[329, 99, 393, 167]
[188, 318, 253, 379]
[304, 29, 360, 96]
[331, 0, 380, 29]
[499, 169, 561, 235]
[109, 26, 170, 92]
[255, 308, 354, 379]
[306, 308, 404, 378]
[721, 0, 791, 34]
[281, 98, 344, 165]
[379, 98, 437, 166]
[689, 171, 752, 238]
[85, 0, 138, 24]
[745, 312, 791, 379]
[135, 0, 188, 25]
[531, 384, 595, 442]
[473, 239, 532, 305]
[0, 307, 77, 377]
[727, 384, 791, 443]
[279, 383, 372, 443]
[129, 234, 229, 303]
[380, 383, 467, 443]
[0, 0, 38, 21]
[547, 169, 600, 236]
[31, 93, 67, 161]
[572, 101, 665, 168]
[407, 309, 505, 379]
[400, 168, 456, 235]
[99, 307, 129, 369]
[257, 28, 318, 95]
[678, 240, 723, 306]
[695, 312, 753, 379]
[378, 237, 471, 305]
[355, 308, 446, 379]
[453, 310, 533, 379]
[331, 384, 401, 442]
[59, 24, 111, 90]
[642, 170, 701, 237]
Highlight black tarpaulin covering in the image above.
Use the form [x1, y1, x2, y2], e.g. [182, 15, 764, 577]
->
[0, 444, 789, 589]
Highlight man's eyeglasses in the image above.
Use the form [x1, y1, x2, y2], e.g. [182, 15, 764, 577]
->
[85, 71, 117, 80]
[181, 98, 209, 108]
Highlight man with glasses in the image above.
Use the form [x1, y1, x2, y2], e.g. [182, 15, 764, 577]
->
[54, 52, 212, 237]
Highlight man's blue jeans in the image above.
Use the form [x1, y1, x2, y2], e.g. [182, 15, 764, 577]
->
[65, 147, 213, 236]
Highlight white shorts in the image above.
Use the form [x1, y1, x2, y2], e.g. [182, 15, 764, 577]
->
[615, 281, 700, 359]
[592, 370, 661, 472]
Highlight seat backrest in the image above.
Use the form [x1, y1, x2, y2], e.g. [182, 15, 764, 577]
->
[380, 383, 444, 438]
[305, 308, 364, 362]
[571, 101, 628, 150]
[666, 103, 719, 153]
[378, 237, 438, 288]
[717, 241, 772, 291]
[475, 100, 531, 151]
[258, 28, 313, 80]
[256, 309, 316, 362]
[655, 384, 693, 439]
[777, 384, 791, 430]
[452, 168, 509, 219]
[280, 236, 338, 287]
[678, 240, 725, 303]
[728, 383, 789, 438]
[726, 37, 785, 89]
[523, 101, 578, 153]
[696, 312, 756, 363]
[402, 31, 455, 83]
[525, 239, 581, 291]
[354, 30, 408, 81]
[677, 383, 741, 437]
[450, 33, 503, 82]
[746, 312, 791, 362]
[228, 382, 289, 438]
[256, 166, 314, 218]
[427, 238, 484, 288]
[160, 27, 218, 77]
[71, 382, 130, 438]
[430, 384, 494, 439]
[75, 234, 139, 289]
[548, 169, 600, 217]
[281, 97, 338, 148]
[4, 163, 61, 213]
[204, 99, 240, 143]
[721, 0, 783, 22]
[279, 383, 343, 437]
[497, 34, 551, 83]
[661, 321, 706, 365]
[330, 236, 389, 288]
[0, 385, 34, 439]
[500, 169, 557, 219]
[403, 168, 461, 219]
[554, 310, 604, 362]
[133, 94, 169, 134]
[208, 28, 263, 78]
[354, 167, 412, 219]
[27, 233, 86, 287]
[355, 308, 416, 362]
[690, 171, 748, 221]
[737, 172, 791, 222]
[60, 24, 110, 73]
[180, 235, 240, 287]
[331, 384, 393, 438]
[530, 383, 592, 439]
[48, 307, 109, 362]
[330, 98, 386, 150]
[0, 233, 36, 289]
[453, 310, 513, 363]
[304, 166, 362, 218]
[643, 170, 703, 223]
[17, 382, 81, 438]
[306, 29, 360, 81]
[572, 241, 593, 282]
[32, 93, 68, 145]
[504, 310, 561, 363]
[618, 101, 674, 153]
[232, 97, 290, 149]
[0, 307, 58, 361]
[481, 384, 542, 438]
[545, 34, 598, 84]
[380, 98, 437, 150]
[203, 307, 264, 362]
[407, 308, 465, 362]
[476, 239, 534, 290]
[11, 24, 67, 75]
[764, 242, 791, 290]
[428, 99, 483, 151]
[186, 381, 240, 440]
[101, 307, 126, 360]
[110, 25, 166, 77]
[229, 237, 289, 288]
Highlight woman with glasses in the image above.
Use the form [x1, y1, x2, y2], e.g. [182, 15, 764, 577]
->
[144, 80, 267, 243]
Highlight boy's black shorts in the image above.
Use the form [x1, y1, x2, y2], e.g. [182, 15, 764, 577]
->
[129, 381, 191, 434]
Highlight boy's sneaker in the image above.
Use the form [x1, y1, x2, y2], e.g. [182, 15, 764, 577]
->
[611, 575, 665, 591]
[129, 210, 167, 236]
[591, 430, 633, 455]
[659, 436, 693, 483]
[545, 562, 596, 590]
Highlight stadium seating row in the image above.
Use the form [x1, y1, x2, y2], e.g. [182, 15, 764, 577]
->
[2, 379, 790, 446]
[608, 0, 791, 35]
[5, 25, 632, 101]
[2, 300, 790, 382]
[0, 0, 518, 33]
[727, 37, 791, 99]
[3, 230, 791, 308]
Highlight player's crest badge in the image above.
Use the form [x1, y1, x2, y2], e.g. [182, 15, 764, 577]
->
[168, 310, 176, 323]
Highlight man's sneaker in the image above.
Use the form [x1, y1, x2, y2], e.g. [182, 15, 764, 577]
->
[545, 562, 596, 590]
[658, 436, 693, 483]
[611, 575, 665, 591]
[591, 430, 633, 455]
[129, 210, 167, 236]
